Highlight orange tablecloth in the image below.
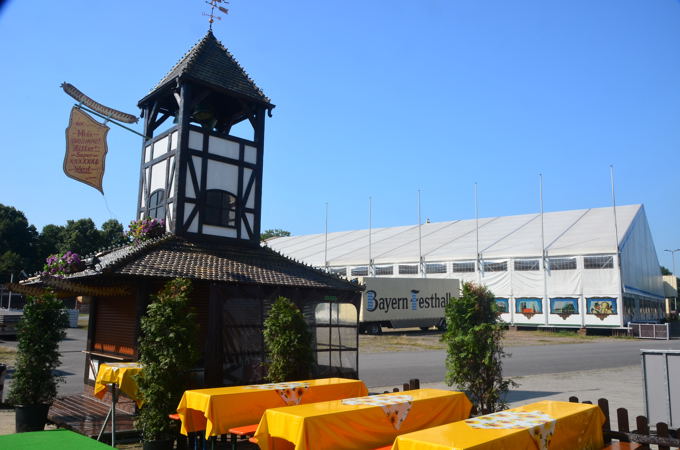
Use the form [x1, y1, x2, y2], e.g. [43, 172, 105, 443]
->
[93, 362, 143, 407]
[254, 388, 472, 450]
[392, 400, 605, 450]
[177, 377, 367, 438]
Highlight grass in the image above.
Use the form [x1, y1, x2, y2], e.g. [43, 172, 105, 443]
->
[0, 345, 16, 366]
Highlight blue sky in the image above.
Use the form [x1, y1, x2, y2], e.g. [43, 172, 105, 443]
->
[1, 1, 679, 269]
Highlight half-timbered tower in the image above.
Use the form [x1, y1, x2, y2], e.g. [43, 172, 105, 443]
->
[136, 30, 273, 244]
[17, 31, 362, 421]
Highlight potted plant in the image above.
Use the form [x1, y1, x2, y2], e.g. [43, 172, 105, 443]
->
[263, 296, 314, 382]
[41, 251, 85, 277]
[128, 217, 165, 244]
[136, 278, 198, 450]
[6, 291, 69, 432]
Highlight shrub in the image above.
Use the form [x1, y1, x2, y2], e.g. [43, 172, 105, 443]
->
[443, 281, 516, 415]
[135, 278, 199, 442]
[263, 297, 314, 383]
[7, 292, 69, 405]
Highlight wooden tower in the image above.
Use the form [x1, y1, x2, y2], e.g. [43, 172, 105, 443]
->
[136, 31, 274, 245]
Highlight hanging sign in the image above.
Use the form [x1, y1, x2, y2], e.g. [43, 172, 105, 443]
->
[64, 106, 109, 193]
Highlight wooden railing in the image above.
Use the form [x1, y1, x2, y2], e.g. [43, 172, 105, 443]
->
[570, 396, 680, 449]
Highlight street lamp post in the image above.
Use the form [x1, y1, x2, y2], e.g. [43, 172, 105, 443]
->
[664, 249, 680, 311]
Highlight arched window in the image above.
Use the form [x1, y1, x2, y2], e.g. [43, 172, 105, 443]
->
[148, 189, 165, 220]
[204, 189, 236, 227]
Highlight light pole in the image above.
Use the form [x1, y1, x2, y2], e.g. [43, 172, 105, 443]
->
[665, 249, 680, 311]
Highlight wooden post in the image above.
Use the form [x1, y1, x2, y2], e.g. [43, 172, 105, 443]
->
[569, 396, 579, 403]
[598, 398, 611, 444]
[403, 383, 410, 391]
[409, 378, 420, 390]
[617, 408, 630, 442]
[656, 422, 670, 450]
[635, 416, 649, 450]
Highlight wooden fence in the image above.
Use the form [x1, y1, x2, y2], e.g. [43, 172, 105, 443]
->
[570, 396, 680, 449]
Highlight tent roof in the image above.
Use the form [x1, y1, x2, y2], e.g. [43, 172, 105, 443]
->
[266, 205, 643, 267]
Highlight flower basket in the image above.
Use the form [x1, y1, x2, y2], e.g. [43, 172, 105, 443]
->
[128, 218, 165, 244]
[41, 251, 85, 278]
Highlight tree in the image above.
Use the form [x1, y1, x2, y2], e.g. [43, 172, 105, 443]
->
[661, 266, 672, 276]
[0, 204, 38, 282]
[443, 282, 516, 415]
[37, 224, 65, 262]
[261, 229, 291, 241]
[60, 218, 103, 256]
[100, 219, 128, 248]
[263, 296, 314, 382]
[136, 278, 199, 443]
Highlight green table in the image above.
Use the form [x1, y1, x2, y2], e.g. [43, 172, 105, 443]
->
[0, 429, 113, 449]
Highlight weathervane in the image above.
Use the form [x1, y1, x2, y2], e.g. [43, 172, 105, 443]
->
[203, 0, 229, 30]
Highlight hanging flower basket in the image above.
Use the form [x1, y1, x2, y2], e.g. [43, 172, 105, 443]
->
[128, 218, 166, 244]
[41, 251, 85, 278]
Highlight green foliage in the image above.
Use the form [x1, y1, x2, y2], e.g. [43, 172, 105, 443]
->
[0, 204, 38, 281]
[443, 282, 516, 415]
[261, 229, 291, 241]
[100, 219, 128, 247]
[60, 218, 103, 256]
[37, 224, 65, 263]
[0, 203, 130, 280]
[661, 265, 672, 276]
[136, 278, 199, 442]
[263, 297, 314, 383]
[6, 292, 69, 405]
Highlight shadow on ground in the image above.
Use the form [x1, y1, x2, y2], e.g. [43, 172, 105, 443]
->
[505, 390, 561, 402]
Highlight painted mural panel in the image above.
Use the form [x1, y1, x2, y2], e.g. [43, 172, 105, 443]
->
[550, 298, 579, 314]
[495, 298, 509, 314]
[587, 297, 617, 315]
[515, 298, 542, 314]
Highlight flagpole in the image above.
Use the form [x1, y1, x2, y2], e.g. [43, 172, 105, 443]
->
[475, 183, 480, 283]
[418, 190, 424, 278]
[369, 196, 373, 277]
[540, 174, 548, 327]
[610, 165, 623, 320]
[324, 202, 329, 271]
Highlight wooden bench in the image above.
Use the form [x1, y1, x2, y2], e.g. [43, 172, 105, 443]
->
[228, 424, 259, 450]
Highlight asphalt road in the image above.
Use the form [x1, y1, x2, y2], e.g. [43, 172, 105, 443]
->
[4, 327, 680, 396]
[358, 338, 680, 388]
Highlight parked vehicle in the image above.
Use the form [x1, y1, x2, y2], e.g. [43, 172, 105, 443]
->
[357, 277, 459, 334]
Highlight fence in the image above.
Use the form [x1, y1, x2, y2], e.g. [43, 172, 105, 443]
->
[571, 396, 680, 449]
[631, 323, 670, 340]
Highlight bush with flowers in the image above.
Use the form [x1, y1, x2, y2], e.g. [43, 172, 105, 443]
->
[128, 217, 166, 243]
[42, 251, 85, 278]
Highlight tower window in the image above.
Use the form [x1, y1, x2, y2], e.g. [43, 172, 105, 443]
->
[204, 189, 236, 227]
[148, 189, 165, 220]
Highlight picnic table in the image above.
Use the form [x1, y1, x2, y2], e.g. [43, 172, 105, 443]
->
[254, 388, 472, 450]
[391, 400, 605, 450]
[176, 377, 368, 438]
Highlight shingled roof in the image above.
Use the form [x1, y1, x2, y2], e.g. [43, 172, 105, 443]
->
[143, 30, 272, 107]
[61, 235, 360, 291]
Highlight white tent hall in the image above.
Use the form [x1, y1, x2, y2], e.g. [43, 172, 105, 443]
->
[267, 204, 664, 329]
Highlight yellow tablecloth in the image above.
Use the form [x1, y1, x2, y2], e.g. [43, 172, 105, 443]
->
[392, 400, 605, 450]
[177, 377, 368, 438]
[93, 362, 143, 408]
[254, 388, 472, 450]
